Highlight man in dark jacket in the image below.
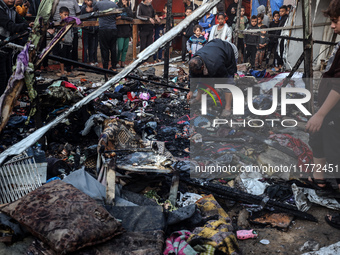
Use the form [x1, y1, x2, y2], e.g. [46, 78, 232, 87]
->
[187, 39, 237, 116]
[136, 0, 160, 54]
[0, 0, 32, 95]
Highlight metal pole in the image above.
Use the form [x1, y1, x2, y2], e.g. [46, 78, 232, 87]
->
[302, 0, 314, 114]
[164, 0, 173, 80]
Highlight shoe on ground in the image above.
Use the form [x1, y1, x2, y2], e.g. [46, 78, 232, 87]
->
[220, 109, 232, 117]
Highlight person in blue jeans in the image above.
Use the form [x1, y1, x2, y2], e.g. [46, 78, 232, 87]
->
[153, 4, 167, 62]
[117, 0, 133, 68]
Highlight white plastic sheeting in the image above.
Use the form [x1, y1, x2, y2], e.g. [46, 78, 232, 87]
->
[286, 0, 339, 70]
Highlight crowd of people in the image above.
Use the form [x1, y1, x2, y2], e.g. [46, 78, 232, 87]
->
[0, 0, 294, 86]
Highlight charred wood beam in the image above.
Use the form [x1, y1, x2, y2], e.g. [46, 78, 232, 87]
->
[181, 177, 317, 222]
[47, 54, 189, 91]
[163, 0, 173, 80]
[240, 31, 336, 46]
[282, 52, 305, 88]
[0, 31, 29, 49]
[234, 0, 243, 49]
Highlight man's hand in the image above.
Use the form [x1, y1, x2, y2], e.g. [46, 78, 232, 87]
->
[149, 18, 155, 24]
[183, 32, 186, 35]
[23, 1, 30, 8]
[29, 22, 34, 28]
[305, 113, 325, 134]
[189, 50, 192, 54]
[156, 16, 161, 23]
[47, 28, 55, 35]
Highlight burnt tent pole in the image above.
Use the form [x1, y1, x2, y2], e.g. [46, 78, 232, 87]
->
[234, 0, 243, 50]
[163, 0, 173, 81]
[302, 0, 314, 114]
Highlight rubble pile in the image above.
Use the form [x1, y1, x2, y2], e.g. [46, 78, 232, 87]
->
[0, 65, 339, 255]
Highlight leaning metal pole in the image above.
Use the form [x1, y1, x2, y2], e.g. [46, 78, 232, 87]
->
[0, 0, 222, 165]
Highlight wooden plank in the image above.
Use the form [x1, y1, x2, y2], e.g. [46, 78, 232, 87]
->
[106, 156, 116, 206]
[132, 24, 138, 60]
[164, 0, 173, 79]
[0, 80, 25, 134]
[35, 23, 74, 68]
[74, 18, 167, 27]
[302, 0, 314, 114]
[0, 236, 12, 243]
[234, 0, 243, 50]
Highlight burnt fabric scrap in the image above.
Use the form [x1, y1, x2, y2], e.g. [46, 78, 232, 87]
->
[98, 118, 144, 152]
[188, 195, 240, 255]
[164, 230, 198, 255]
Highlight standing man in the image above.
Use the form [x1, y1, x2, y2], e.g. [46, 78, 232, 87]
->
[53, 0, 81, 65]
[93, 0, 119, 70]
[136, 0, 160, 54]
[0, 0, 33, 95]
[305, 0, 340, 227]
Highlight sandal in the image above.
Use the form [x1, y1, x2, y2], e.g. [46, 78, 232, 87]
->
[236, 229, 258, 240]
[325, 214, 340, 229]
[305, 177, 328, 190]
[220, 109, 232, 117]
[306, 178, 340, 198]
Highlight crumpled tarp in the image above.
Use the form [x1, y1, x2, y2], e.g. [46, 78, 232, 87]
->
[106, 205, 166, 232]
[63, 168, 106, 202]
[293, 185, 340, 211]
[301, 241, 340, 255]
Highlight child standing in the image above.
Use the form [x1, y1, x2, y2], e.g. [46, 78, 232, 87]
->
[232, 6, 248, 63]
[187, 25, 207, 58]
[244, 15, 259, 68]
[117, 0, 133, 68]
[266, 11, 280, 67]
[274, 5, 289, 71]
[181, 7, 197, 62]
[153, 4, 167, 63]
[257, 13, 264, 28]
[255, 25, 269, 69]
[57, 7, 73, 76]
[81, 0, 99, 66]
